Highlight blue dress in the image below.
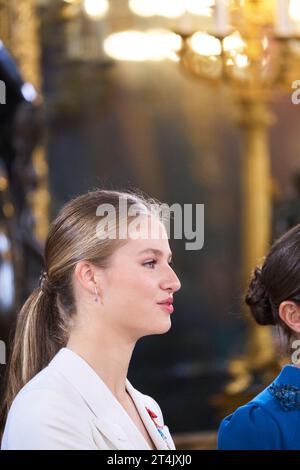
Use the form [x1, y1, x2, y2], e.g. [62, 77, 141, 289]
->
[218, 365, 300, 450]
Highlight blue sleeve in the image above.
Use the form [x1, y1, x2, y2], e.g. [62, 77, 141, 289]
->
[217, 403, 281, 450]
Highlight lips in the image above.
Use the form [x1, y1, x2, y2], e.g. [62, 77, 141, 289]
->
[157, 297, 173, 305]
[157, 298, 174, 313]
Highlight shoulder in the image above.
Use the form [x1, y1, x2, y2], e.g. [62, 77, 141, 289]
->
[218, 366, 300, 450]
[9, 362, 87, 416]
[2, 372, 96, 449]
[218, 399, 282, 450]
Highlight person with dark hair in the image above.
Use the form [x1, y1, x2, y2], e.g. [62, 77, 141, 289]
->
[218, 224, 300, 450]
[0, 189, 181, 450]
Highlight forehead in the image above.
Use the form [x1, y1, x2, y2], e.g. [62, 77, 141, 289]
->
[125, 236, 171, 256]
[128, 215, 168, 239]
[115, 216, 171, 257]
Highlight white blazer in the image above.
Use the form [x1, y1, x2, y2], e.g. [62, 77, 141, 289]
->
[1, 348, 175, 450]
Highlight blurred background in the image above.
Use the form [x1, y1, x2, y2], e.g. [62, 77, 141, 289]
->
[1, 0, 300, 449]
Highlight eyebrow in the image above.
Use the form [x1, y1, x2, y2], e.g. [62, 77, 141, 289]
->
[138, 248, 172, 261]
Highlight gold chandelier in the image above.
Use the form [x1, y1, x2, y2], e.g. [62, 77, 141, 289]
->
[178, 0, 300, 98]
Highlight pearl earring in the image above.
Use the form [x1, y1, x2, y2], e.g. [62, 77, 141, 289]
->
[94, 286, 100, 303]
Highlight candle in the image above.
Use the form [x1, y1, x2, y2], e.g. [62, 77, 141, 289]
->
[276, 0, 290, 36]
[215, 0, 229, 36]
[178, 11, 191, 35]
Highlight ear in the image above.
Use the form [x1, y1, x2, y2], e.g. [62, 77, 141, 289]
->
[278, 301, 300, 334]
[74, 261, 100, 295]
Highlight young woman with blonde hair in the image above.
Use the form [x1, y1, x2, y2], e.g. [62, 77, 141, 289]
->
[0, 189, 181, 450]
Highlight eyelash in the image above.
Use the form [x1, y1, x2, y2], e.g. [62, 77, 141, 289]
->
[144, 260, 157, 269]
[143, 260, 173, 269]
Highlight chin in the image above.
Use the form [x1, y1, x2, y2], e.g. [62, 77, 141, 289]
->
[149, 320, 172, 336]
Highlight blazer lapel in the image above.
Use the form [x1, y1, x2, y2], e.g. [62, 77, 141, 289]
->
[49, 348, 150, 450]
[92, 417, 135, 450]
[126, 380, 174, 450]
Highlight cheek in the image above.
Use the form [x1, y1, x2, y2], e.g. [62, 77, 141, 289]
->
[112, 270, 156, 300]
[104, 260, 159, 301]
[127, 275, 155, 297]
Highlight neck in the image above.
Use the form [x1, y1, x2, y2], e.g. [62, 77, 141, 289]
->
[66, 326, 136, 401]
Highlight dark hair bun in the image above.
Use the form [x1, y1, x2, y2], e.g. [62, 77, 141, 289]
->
[245, 267, 276, 326]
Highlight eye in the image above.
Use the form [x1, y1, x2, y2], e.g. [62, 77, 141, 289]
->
[143, 259, 157, 269]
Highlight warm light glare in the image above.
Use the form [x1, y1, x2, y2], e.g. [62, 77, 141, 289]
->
[129, 0, 156, 17]
[186, 0, 214, 16]
[235, 54, 248, 68]
[129, 0, 215, 17]
[223, 31, 245, 53]
[104, 31, 149, 61]
[148, 29, 182, 60]
[129, 0, 185, 18]
[104, 29, 182, 61]
[289, 0, 300, 21]
[262, 36, 268, 50]
[190, 32, 221, 56]
[158, 0, 186, 18]
[83, 0, 109, 19]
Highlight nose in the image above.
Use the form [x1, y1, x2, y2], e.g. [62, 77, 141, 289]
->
[161, 265, 181, 293]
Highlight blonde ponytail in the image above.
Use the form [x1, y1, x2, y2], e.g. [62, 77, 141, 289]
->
[0, 188, 157, 438]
